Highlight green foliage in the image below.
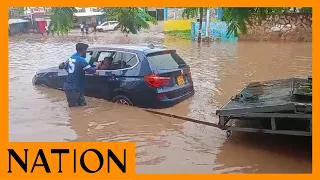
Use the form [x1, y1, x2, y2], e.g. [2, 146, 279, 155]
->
[182, 7, 206, 43]
[102, 8, 157, 34]
[300, 7, 312, 13]
[182, 8, 199, 19]
[182, 7, 208, 19]
[48, 7, 157, 35]
[49, 7, 75, 35]
[8, 7, 25, 18]
[222, 7, 311, 37]
[166, 30, 191, 40]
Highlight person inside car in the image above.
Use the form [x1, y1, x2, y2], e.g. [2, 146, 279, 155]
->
[96, 57, 112, 70]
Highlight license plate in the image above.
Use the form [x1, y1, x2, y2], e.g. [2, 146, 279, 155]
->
[177, 75, 185, 85]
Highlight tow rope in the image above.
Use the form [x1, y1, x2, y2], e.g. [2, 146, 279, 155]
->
[143, 109, 227, 130]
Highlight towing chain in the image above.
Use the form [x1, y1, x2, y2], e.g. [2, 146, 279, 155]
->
[144, 109, 227, 130]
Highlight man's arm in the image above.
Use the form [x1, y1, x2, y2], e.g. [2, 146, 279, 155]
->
[80, 58, 96, 74]
[58, 59, 69, 70]
[95, 62, 102, 70]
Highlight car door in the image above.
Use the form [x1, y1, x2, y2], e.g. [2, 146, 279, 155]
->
[83, 50, 99, 96]
[106, 51, 140, 99]
[110, 22, 118, 30]
[103, 22, 110, 31]
[85, 50, 115, 99]
[100, 22, 107, 31]
[105, 51, 124, 99]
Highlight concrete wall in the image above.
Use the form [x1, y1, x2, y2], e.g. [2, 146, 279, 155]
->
[167, 8, 185, 20]
[166, 8, 220, 20]
[76, 16, 96, 24]
[191, 21, 238, 41]
[239, 13, 312, 42]
[164, 8, 191, 32]
[164, 8, 221, 32]
[73, 15, 104, 27]
[164, 19, 193, 32]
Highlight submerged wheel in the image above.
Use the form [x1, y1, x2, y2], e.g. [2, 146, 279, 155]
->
[226, 130, 232, 138]
[112, 95, 133, 106]
[40, 84, 49, 88]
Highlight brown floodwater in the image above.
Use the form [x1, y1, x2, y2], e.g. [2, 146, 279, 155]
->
[9, 32, 312, 173]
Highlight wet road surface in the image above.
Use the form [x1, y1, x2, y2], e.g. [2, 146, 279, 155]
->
[9, 31, 312, 173]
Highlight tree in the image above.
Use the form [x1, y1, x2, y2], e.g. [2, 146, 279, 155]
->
[102, 8, 157, 34]
[48, 7, 157, 35]
[49, 8, 75, 35]
[300, 7, 312, 13]
[222, 7, 312, 37]
[182, 7, 206, 43]
[8, 7, 25, 19]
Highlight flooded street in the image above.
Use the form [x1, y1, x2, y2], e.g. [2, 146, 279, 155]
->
[9, 31, 312, 173]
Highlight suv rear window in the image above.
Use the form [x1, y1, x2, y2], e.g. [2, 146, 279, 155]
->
[146, 51, 187, 70]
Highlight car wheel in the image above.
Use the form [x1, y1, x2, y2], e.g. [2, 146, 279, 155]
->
[112, 95, 133, 106]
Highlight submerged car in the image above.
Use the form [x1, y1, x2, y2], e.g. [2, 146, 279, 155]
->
[32, 44, 195, 108]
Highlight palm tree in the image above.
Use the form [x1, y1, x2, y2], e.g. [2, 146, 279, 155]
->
[48, 7, 157, 35]
[182, 7, 206, 43]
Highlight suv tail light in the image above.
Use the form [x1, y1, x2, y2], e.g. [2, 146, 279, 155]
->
[144, 74, 170, 88]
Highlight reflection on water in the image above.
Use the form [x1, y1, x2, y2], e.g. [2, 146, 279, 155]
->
[9, 33, 312, 173]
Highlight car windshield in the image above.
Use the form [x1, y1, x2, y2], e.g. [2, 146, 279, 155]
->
[101, 22, 108, 26]
[146, 51, 187, 70]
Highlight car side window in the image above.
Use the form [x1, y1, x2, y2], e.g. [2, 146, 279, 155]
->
[92, 51, 113, 66]
[110, 52, 123, 70]
[97, 51, 113, 62]
[122, 52, 138, 68]
[85, 51, 93, 63]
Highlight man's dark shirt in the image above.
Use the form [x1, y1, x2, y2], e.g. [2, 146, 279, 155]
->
[63, 53, 96, 93]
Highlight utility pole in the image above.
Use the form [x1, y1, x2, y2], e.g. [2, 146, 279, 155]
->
[30, 8, 34, 33]
[205, 8, 210, 41]
[197, 8, 204, 43]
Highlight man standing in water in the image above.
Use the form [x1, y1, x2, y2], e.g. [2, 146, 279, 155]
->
[63, 43, 96, 107]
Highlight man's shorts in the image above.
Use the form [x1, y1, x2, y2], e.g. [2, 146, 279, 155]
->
[64, 90, 87, 107]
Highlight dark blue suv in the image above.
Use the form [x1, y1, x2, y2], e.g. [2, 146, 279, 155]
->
[32, 44, 195, 108]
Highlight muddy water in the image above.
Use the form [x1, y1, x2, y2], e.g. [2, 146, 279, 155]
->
[9, 33, 312, 173]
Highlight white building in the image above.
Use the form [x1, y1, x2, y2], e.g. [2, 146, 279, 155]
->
[73, 7, 103, 27]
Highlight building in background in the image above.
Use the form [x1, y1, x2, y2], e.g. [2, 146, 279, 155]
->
[73, 7, 104, 27]
[163, 8, 223, 32]
[147, 8, 165, 21]
[161, 8, 236, 42]
[164, 8, 223, 21]
[9, 7, 51, 35]
[9, 19, 30, 35]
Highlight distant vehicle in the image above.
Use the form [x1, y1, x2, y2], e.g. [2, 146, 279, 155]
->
[32, 44, 195, 108]
[96, 21, 119, 32]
